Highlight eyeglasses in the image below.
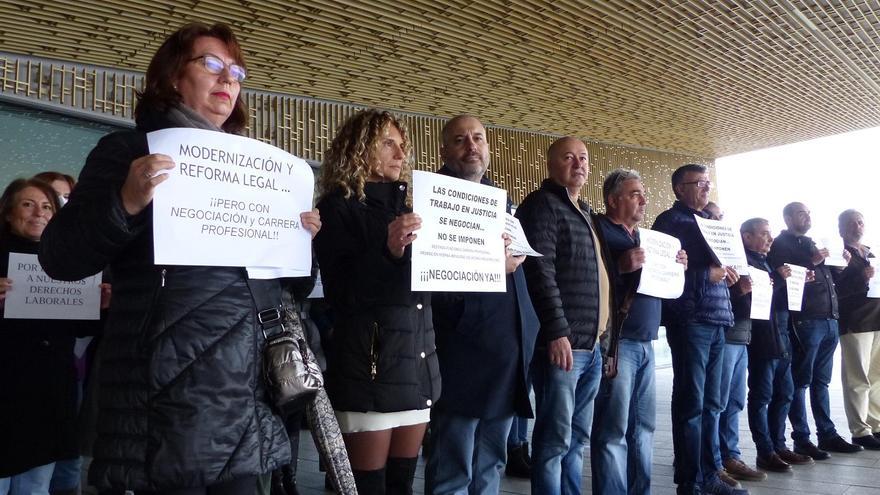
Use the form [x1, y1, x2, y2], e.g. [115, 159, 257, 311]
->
[189, 54, 247, 82]
[681, 179, 712, 188]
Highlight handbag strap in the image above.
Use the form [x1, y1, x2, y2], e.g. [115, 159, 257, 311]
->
[244, 277, 286, 340]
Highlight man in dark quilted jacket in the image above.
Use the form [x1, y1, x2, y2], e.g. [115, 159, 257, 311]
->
[652, 164, 741, 495]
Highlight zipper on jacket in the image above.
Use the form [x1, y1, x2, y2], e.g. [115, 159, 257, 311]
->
[161, 268, 167, 287]
[370, 322, 379, 380]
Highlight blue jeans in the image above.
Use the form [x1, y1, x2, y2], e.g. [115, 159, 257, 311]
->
[508, 415, 529, 447]
[717, 343, 748, 464]
[789, 318, 840, 444]
[591, 339, 655, 495]
[748, 355, 793, 455]
[48, 457, 82, 491]
[667, 323, 726, 490]
[425, 410, 514, 495]
[531, 348, 602, 495]
[0, 462, 56, 495]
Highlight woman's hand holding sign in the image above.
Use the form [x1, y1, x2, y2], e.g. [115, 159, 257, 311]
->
[300, 208, 321, 238]
[121, 154, 175, 215]
[387, 213, 421, 259]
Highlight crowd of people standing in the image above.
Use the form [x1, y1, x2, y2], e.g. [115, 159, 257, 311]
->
[2, 20, 879, 495]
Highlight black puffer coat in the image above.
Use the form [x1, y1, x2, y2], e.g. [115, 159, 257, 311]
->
[314, 182, 440, 413]
[516, 179, 610, 351]
[0, 235, 101, 477]
[38, 112, 290, 491]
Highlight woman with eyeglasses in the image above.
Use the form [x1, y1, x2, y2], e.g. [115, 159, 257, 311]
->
[39, 23, 320, 495]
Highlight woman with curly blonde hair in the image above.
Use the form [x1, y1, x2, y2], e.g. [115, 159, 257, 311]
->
[314, 109, 440, 495]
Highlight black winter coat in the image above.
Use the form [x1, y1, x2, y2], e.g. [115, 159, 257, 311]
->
[314, 182, 440, 413]
[834, 245, 880, 334]
[0, 235, 101, 477]
[38, 113, 290, 491]
[743, 250, 791, 360]
[431, 166, 539, 420]
[516, 179, 610, 351]
[767, 230, 839, 322]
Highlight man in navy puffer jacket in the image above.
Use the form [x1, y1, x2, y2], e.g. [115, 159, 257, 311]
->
[652, 164, 741, 495]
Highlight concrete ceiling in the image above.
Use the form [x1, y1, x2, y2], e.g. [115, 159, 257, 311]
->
[2, 0, 880, 158]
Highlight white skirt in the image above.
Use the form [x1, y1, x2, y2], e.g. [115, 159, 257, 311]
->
[335, 408, 431, 433]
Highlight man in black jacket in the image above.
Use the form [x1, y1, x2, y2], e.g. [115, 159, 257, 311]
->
[516, 136, 611, 495]
[730, 219, 815, 477]
[833, 209, 880, 450]
[768, 202, 861, 459]
[717, 215, 768, 483]
[425, 115, 539, 495]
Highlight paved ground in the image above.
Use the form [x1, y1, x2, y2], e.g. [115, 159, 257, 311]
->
[79, 346, 880, 494]
[292, 348, 880, 494]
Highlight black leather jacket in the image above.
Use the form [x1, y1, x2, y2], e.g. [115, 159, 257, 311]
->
[767, 230, 839, 322]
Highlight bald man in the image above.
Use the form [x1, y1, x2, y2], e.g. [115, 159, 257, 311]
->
[425, 115, 539, 495]
[516, 136, 613, 495]
[768, 202, 861, 459]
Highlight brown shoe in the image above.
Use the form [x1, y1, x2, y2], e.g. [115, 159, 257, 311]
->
[776, 448, 815, 465]
[717, 469, 742, 488]
[756, 453, 791, 473]
[723, 458, 768, 481]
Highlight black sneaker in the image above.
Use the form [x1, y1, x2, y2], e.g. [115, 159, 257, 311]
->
[874, 432, 880, 441]
[794, 441, 831, 460]
[853, 434, 880, 450]
[818, 435, 864, 453]
[505, 444, 531, 478]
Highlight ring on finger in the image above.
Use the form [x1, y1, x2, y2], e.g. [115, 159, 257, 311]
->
[143, 171, 153, 180]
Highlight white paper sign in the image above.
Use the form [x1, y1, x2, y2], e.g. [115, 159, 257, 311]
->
[636, 228, 685, 299]
[693, 215, 750, 274]
[747, 268, 772, 320]
[786, 264, 808, 311]
[504, 213, 542, 257]
[4, 253, 101, 320]
[147, 128, 314, 271]
[817, 236, 848, 267]
[245, 266, 311, 279]
[867, 258, 880, 298]
[410, 170, 507, 292]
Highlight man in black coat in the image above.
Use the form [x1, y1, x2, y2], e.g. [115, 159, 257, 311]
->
[736, 218, 814, 473]
[424, 115, 539, 495]
[768, 202, 862, 459]
[834, 209, 880, 450]
[516, 136, 612, 495]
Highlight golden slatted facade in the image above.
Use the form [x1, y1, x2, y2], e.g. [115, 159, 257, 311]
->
[0, 52, 712, 222]
[2, 1, 879, 159]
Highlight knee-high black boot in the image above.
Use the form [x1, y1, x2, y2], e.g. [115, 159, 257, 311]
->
[353, 467, 386, 495]
[385, 457, 417, 495]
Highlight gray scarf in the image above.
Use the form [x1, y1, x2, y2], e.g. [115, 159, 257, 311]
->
[165, 104, 224, 132]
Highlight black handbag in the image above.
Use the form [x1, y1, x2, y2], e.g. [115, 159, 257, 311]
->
[247, 278, 323, 415]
